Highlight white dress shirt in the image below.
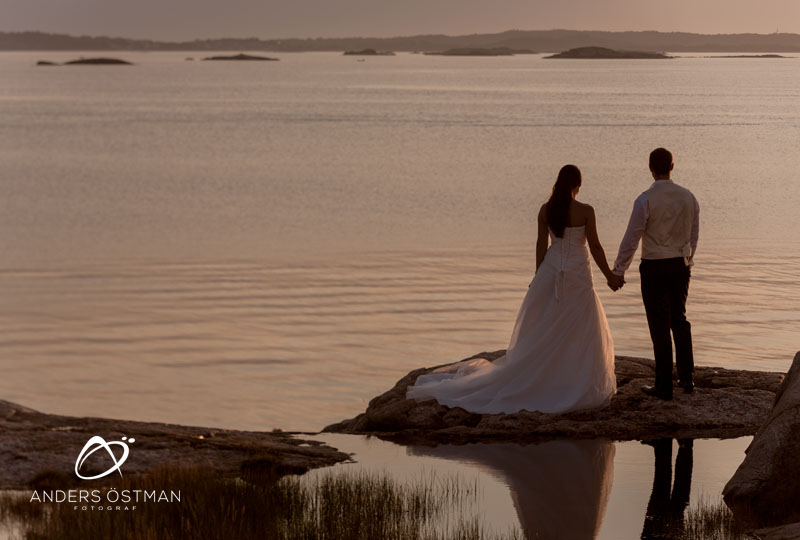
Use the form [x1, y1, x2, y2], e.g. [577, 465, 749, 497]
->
[613, 179, 700, 275]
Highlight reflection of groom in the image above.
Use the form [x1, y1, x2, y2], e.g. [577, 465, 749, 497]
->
[612, 148, 699, 400]
[641, 438, 693, 539]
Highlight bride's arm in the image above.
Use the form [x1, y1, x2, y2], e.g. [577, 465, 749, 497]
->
[536, 205, 549, 271]
[585, 206, 620, 285]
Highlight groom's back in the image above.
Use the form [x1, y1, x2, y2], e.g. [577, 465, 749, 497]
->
[642, 181, 697, 261]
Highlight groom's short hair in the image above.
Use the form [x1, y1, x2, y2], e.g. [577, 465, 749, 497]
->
[649, 147, 673, 175]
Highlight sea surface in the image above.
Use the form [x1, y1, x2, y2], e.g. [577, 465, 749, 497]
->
[1, 51, 798, 536]
[1, 51, 798, 431]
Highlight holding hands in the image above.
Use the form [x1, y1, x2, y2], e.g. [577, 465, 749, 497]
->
[607, 273, 625, 292]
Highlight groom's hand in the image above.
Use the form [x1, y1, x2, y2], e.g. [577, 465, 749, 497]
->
[607, 273, 625, 291]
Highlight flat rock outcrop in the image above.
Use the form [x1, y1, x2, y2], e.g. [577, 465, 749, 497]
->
[324, 351, 783, 444]
[753, 523, 800, 540]
[0, 400, 348, 489]
[724, 351, 800, 528]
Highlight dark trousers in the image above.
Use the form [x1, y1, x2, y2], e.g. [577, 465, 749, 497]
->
[640, 257, 694, 395]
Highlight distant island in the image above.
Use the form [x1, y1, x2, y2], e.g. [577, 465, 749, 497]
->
[545, 47, 671, 59]
[343, 48, 395, 56]
[6, 29, 800, 53]
[202, 53, 278, 61]
[36, 57, 132, 65]
[65, 57, 132, 64]
[425, 47, 535, 56]
[706, 54, 789, 58]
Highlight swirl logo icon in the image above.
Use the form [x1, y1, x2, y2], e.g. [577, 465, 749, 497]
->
[75, 435, 135, 480]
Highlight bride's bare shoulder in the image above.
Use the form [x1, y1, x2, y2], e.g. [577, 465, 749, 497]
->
[538, 203, 548, 218]
[573, 200, 596, 216]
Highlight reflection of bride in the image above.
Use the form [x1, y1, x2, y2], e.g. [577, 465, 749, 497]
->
[410, 439, 615, 540]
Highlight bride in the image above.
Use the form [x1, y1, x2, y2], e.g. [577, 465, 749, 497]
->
[406, 165, 620, 414]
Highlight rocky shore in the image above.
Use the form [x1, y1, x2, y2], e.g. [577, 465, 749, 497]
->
[0, 400, 348, 490]
[324, 351, 784, 444]
[724, 351, 800, 534]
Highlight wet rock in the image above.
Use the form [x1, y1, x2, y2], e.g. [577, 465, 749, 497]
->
[407, 404, 447, 429]
[0, 400, 348, 489]
[324, 351, 784, 445]
[753, 522, 800, 540]
[442, 407, 482, 428]
[724, 351, 800, 528]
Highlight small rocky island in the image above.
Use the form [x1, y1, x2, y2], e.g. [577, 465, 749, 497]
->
[343, 48, 395, 56]
[707, 54, 788, 58]
[202, 53, 279, 61]
[425, 47, 535, 56]
[37, 58, 133, 66]
[324, 351, 784, 444]
[545, 46, 672, 59]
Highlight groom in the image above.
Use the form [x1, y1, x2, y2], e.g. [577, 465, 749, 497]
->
[612, 148, 700, 400]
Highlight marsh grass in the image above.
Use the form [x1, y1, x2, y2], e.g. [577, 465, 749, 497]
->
[0, 466, 521, 540]
[679, 497, 749, 540]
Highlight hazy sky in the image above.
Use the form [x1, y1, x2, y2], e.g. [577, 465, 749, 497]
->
[3, 0, 799, 40]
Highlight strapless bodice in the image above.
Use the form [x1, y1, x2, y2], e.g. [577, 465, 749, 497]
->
[547, 226, 589, 267]
[544, 226, 591, 301]
[549, 225, 587, 247]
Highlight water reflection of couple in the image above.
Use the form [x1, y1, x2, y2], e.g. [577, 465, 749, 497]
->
[407, 147, 699, 411]
[641, 439, 693, 539]
[411, 438, 693, 540]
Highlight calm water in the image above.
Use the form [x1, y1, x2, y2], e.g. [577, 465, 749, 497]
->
[1, 51, 799, 435]
[306, 434, 751, 539]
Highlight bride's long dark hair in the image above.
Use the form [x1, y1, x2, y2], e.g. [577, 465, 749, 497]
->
[546, 164, 582, 238]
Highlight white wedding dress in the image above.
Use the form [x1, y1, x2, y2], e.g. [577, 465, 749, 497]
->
[406, 225, 616, 414]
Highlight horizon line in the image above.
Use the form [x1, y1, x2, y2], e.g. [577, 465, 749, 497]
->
[2, 27, 797, 44]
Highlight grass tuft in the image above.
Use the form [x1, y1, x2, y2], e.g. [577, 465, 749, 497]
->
[679, 497, 748, 540]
